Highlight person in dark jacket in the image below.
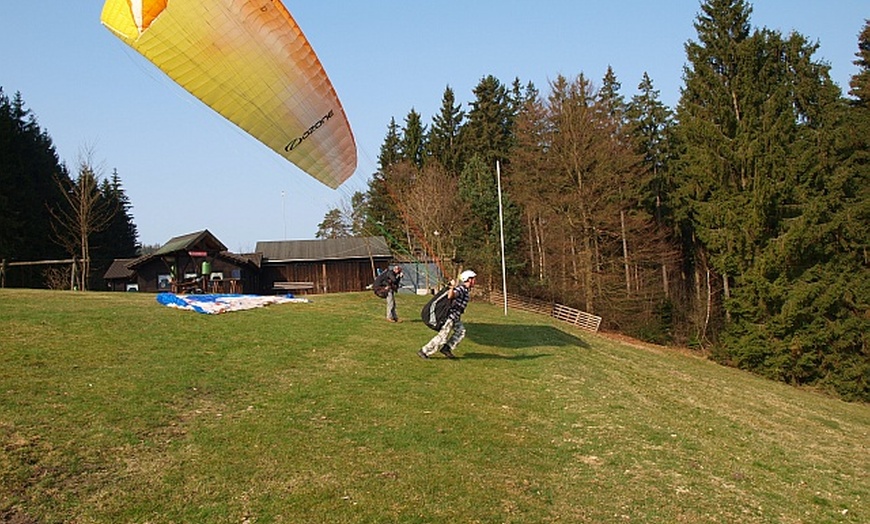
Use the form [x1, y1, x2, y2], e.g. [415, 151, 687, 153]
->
[374, 265, 403, 322]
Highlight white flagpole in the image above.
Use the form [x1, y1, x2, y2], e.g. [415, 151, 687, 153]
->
[497, 160, 508, 315]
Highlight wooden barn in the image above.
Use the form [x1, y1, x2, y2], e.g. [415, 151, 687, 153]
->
[257, 236, 392, 294]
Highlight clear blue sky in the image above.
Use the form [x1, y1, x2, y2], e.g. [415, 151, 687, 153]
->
[1, 2, 866, 252]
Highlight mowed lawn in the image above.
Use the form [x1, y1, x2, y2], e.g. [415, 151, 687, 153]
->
[1, 288, 867, 523]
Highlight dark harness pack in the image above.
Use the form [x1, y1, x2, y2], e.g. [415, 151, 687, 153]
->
[420, 287, 451, 330]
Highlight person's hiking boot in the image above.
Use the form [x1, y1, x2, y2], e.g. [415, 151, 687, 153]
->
[417, 349, 429, 359]
[439, 347, 457, 359]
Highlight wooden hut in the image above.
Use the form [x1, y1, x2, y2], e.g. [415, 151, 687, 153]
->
[256, 236, 392, 294]
[103, 258, 139, 291]
[116, 230, 262, 293]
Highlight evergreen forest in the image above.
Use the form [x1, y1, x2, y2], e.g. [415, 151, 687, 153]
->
[0, 89, 139, 291]
[320, 1, 869, 400]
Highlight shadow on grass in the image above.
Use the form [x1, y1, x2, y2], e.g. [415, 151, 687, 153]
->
[465, 323, 590, 350]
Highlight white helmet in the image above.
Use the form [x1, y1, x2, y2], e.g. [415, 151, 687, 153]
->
[459, 270, 477, 282]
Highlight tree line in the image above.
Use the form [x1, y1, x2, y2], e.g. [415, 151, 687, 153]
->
[0, 89, 139, 290]
[317, 0, 868, 400]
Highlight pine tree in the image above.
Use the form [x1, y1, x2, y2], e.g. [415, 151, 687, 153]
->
[458, 154, 521, 285]
[674, 1, 868, 398]
[90, 168, 139, 288]
[746, 20, 868, 399]
[0, 89, 70, 269]
[317, 191, 370, 239]
[377, 117, 402, 169]
[316, 208, 350, 239]
[457, 76, 523, 284]
[348, 191, 370, 237]
[366, 118, 405, 251]
[627, 72, 675, 225]
[849, 21, 870, 105]
[462, 75, 514, 167]
[427, 85, 465, 175]
[400, 109, 426, 168]
[97, 169, 138, 257]
[674, 0, 765, 340]
[598, 66, 629, 136]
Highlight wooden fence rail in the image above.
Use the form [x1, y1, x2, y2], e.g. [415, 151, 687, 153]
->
[1, 258, 78, 289]
[489, 290, 602, 333]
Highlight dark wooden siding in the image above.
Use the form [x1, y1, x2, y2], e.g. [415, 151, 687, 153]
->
[132, 255, 258, 293]
[262, 257, 390, 294]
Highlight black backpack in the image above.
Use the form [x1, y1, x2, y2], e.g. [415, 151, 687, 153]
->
[372, 271, 391, 299]
[420, 287, 451, 331]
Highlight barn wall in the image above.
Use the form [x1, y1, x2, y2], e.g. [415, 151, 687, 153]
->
[262, 257, 390, 294]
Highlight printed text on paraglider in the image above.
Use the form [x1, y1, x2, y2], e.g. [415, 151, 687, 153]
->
[285, 109, 335, 152]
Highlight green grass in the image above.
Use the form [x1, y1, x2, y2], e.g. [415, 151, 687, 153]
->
[1, 288, 868, 523]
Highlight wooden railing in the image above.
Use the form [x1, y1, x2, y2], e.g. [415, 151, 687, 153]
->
[488, 290, 602, 333]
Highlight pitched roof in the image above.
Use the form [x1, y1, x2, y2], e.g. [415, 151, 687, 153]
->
[221, 251, 263, 268]
[153, 230, 227, 256]
[103, 258, 139, 280]
[256, 236, 392, 262]
[129, 230, 250, 270]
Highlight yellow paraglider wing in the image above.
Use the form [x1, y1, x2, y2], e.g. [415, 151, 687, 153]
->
[101, 0, 357, 189]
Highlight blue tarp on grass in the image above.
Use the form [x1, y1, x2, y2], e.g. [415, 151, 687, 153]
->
[156, 293, 310, 314]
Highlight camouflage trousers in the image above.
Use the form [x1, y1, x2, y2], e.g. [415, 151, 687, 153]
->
[420, 318, 465, 356]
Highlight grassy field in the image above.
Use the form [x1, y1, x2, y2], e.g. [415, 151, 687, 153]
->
[0, 288, 867, 523]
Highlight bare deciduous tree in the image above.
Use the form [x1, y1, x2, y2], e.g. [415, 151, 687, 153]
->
[400, 162, 467, 276]
[49, 147, 115, 290]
